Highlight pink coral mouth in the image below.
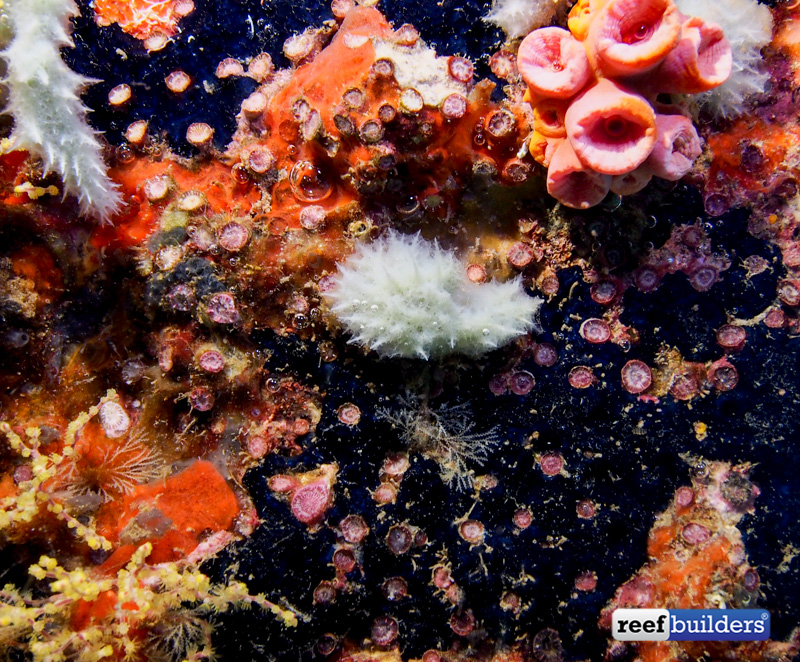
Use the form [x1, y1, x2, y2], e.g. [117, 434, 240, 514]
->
[518, 27, 593, 99]
[587, 0, 682, 76]
[565, 78, 657, 175]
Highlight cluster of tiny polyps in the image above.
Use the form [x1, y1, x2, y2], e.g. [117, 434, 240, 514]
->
[519, 0, 732, 208]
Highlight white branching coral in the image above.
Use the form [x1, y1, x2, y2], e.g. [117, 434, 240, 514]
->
[324, 232, 541, 360]
[484, 0, 568, 40]
[1, 0, 122, 220]
[674, 0, 773, 118]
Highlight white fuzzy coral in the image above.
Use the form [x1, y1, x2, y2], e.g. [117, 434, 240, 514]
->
[675, 0, 773, 118]
[2, 0, 121, 221]
[325, 233, 541, 360]
[484, 0, 568, 40]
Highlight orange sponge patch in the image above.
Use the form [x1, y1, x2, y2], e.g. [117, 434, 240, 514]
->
[96, 460, 240, 566]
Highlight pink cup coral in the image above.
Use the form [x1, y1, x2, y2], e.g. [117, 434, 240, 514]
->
[567, 0, 606, 41]
[586, 0, 682, 76]
[611, 166, 652, 195]
[564, 79, 657, 175]
[518, 27, 592, 98]
[644, 113, 703, 180]
[518, 0, 732, 208]
[547, 139, 613, 209]
[653, 16, 733, 93]
[532, 98, 569, 138]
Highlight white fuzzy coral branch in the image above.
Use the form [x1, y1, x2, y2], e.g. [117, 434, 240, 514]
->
[484, 0, 568, 40]
[325, 232, 541, 360]
[2, 0, 122, 221]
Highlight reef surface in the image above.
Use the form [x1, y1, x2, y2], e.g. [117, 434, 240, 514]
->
[1, 0, 800, 661]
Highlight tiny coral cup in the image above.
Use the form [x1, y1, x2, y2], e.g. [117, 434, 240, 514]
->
[568, 0, 610, 41]
[586, 0, 682, 76]
[645, 113, 703, 180]
[518, 27, 593, 99]
[529, 130, 551, 165]
[547, 139, 613, 209]
[533, 98, 569, 138]
[530, 133, 565, 168]
[564, 78, 657, 176]
[610, 165, 652, 195]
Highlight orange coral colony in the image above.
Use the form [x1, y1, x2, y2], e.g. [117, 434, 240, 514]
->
[93, 0, 194, 43]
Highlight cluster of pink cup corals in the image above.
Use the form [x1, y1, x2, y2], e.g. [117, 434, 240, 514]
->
[518, 0, 733, 209]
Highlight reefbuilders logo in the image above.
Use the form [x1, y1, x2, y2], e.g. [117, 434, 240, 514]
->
[612, 609, 770, 641]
